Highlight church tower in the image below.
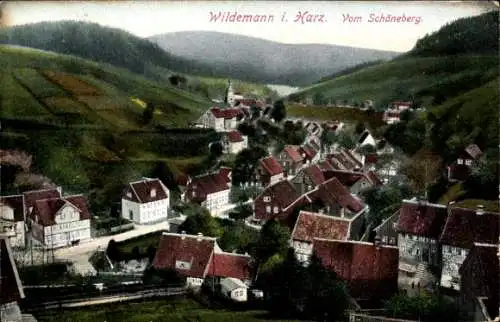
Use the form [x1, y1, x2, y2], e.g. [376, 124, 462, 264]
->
[224, 79, 235, 107]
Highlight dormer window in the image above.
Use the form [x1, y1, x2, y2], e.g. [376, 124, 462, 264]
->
[150, 188, 156, 198]
[126, 192, 132, 198]
[263, 196, 271, 202]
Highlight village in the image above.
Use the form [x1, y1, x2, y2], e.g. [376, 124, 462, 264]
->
[1, 80, 499, 322]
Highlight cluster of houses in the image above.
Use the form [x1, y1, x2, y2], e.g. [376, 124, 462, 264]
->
[0, 187, 92, 250]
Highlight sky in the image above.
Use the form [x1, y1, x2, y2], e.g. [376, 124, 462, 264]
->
[2, 1, 497, 52]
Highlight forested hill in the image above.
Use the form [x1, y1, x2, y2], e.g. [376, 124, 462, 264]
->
[405, 10, 498, 57]
[0, 21, 216, 81]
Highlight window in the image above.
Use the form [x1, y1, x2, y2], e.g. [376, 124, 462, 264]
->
[263, 196, 271, 202]
[266, 206, 271, 213]
[382, 236, 388, 243]
[389, 237, 396, 245]
[273, 206, 279, 214]
[465, 160, 472, 166]
[457, 159, 463, 165]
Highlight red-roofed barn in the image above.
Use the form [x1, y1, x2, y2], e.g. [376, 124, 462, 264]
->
[253, 156, 285, 187]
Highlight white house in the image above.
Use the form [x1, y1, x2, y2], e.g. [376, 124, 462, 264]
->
[184, 168, 231, 212]
[121, 178, 170, 224]
[382, 101, 411, 124]
[357, 130, 377, 148]
[29, 195, 92, 249]
[439, 204, 499, 291]
[220, 277, 249, 302]
[224, 131, 248, 154]
[0, 195, 26, 248]
[198, 107, 242, 132]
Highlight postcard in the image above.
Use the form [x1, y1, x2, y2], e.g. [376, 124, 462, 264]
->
[0, 1, 498, 321]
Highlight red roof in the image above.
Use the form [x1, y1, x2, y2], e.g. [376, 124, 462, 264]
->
[210, 107, 243, 119]
[313, 239, 399, 299]
[218, 167, 232, 183]
[283, 145, 304, 163]
[23, 188, 61, 212]
[292, 211, 350, 243]
[227, 131, 244, 143]
[31, 195, 91, 226]
[152, 233, 216, 279]
[299, 144, 318, 160]
[175, 174, 190, 187]
[396, 201, 448, 238]
[323, 170, 365, 187]
[459, 243, 499, 318]
[186, 171, 230, 203]
[254, 180, 300, 221]
[123, 179, 169, 203]
[0, 237, 24, 304]
[307, 177, 365, 214]
[439, 207, 499, 249]
[365, 170, 383, 186]
[302, 165, 327, 186]
[207, 253, 252, 281]
[260, 157, 284, 176]
[364, 153, 378, 164]
[0, 195, 25, 222]
[317, 160, 335, 171]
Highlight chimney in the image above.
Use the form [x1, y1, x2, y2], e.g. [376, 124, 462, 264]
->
[197, 232, 203, 241]
[476, 205, 485, 216]
[181, 231, 186, 239]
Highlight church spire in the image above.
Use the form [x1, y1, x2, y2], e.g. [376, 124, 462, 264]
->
[224, 79, 235, 106]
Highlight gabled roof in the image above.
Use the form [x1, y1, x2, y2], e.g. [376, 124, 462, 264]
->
[300, 144, 318, 160]
[358, 130, 371, 145]
[0, 237, 25, 304]
[23, 188, 61, 211]
[312, 238, 399, 299]
[207, 252, 252, 281]
[439, 206, 499, 249]
[459, 243, 499, 319]
[0, 195, 25, 222]
[395, 200, 448, 238]
[227, 131, 244, 143]
[188, 171, 230, 199]
[218, 167, 232, 183]
[317, 159, 335, 171]
[124, 179, 169, 203]
[259, 156, 284, 176]
[31, 195, 91, 226]
[254, 180, 301, 220]
[291, 211, 350, 243]
[210, 107, 243, 119]
[342, 150, 364, 169]
[323, 170, 365, 187]
[282, 145, 304, 163]
[307, 177, 365, 214]
[152, 233, 216, 279]
[302, 165, 327, 186]
[464, 144, 482, 160]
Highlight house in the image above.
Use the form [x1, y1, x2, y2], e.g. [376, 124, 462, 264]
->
[223, 131, 248, 154]
[277, 145, 304, 176]
[357, 130, 376, 148]
[299, 141, 321, 164]
[0, 195, 26, 248]
[184, 168, 231, 212]
[313, 238, 399, 299]
[447, 144, 483, 182]
[198, 107, 243, 131]
[459, 243, 499, 322]
[382, 101, 412, 124]
[323, 169, 382, 195]
[152, 232, 252, 288]
[253, 156, 284, 187]
[438, 204, 499, 291]
[0, 236, 26, 322]
[23, 187, 62, 218]
[220, 277, 249, 302]
[291, 211, 350, 264]
[251, 180, 303, 225]
[327, 149, 364, 172]
[121, 178, 170, 224]
[291, 164, 327, 195]
[395, 200, 448, 290]
[373, 211, 399, 246]
[29, 195, 92, 248]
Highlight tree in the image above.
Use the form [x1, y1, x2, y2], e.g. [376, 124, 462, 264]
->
[141, 105, 154, 125]
[151, 161, 177, 192]
[357, 144, 377, 155]
[218, 221, 259, 254]
[231, 147, 267, 185]
[355, 122, 366, 134]
[313, 92, 326, 106]
[250, 104, 261, 120]
[106, 239, 122, 262]
[254, 219, 290, 263]
[386, 292, 459, 322]
[320, 128, 337, 154]
[337, 132, 356, 150]
[229, 203, 253, 221]
[271, 100, 286, 123]
[401, 149, 442, 197]
[178, 209, 223, 238]
[209, 141, 224, 158]
[131, 246, 141, 260]
[143, 267, 185, 286]
[146, 245, 157, 262]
